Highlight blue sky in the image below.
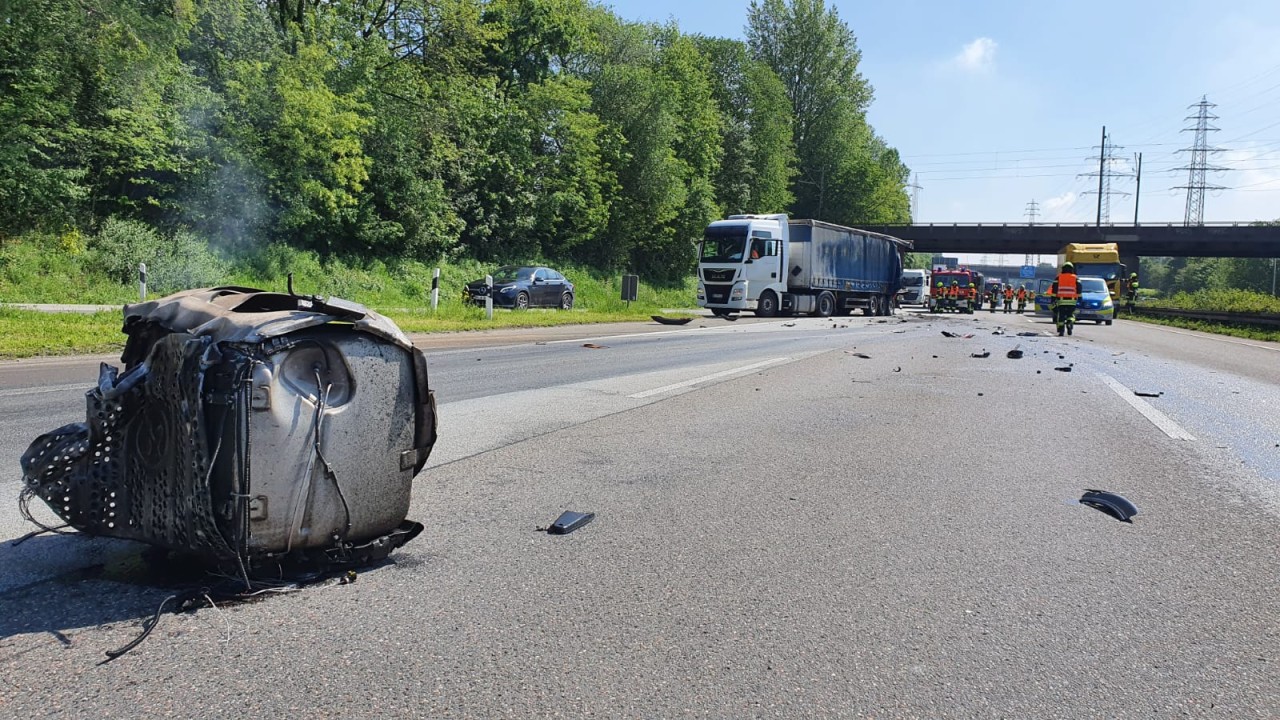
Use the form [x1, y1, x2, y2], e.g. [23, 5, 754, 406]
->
[602, 0, 1280, 231]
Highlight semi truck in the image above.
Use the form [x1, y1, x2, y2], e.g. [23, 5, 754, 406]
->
[696, 214, 910, 318]
[1058, 243, 1126, 302]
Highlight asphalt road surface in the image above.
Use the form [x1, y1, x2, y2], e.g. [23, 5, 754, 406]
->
[1, 309, 1277, 718]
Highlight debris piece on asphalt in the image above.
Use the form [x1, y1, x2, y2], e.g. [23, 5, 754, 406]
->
[893, 366, 902, 372]
[1134, 391, 1163, 398]
[847, 352, 871, 359]
[1079, 489, 1138, 523]
[1006, 347, 1024, 359]
[1036, 370, 1042, 374]
[651, 315, 692, 325]
[941, 331, 958, 337]
[992, 330, 1005, 335]
[1054, 366, 1072, 372]
[876, 319, 888, 323]
[932, 355, 939, 359]
[1017, 332, 1039, 337]
[977, 392, 984, 396]
[782, 322, 796, 327]
[339, 570, 358, 585]
[962, 333, 974, 338]
[582, 343, 608, 349]
[546, 510, 595, 535]
[970, 351, 990, 358]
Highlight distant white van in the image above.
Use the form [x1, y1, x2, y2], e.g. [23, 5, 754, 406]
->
[899, 269, 929, 305]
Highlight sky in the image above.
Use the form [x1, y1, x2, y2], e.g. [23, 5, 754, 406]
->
[601, 0, 1280, 238]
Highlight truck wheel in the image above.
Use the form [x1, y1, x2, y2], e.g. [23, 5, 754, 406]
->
[815, 291, 835, 317]
[756, 290, 779, 318]
[1105, 319, 1113, 326]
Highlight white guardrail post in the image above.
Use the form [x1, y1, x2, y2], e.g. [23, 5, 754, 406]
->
[139, 262, 147, 302]
[485, 274, 493, 320]
[431, 267, 440, 312]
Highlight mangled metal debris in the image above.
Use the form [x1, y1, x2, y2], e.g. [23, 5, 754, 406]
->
[20, 285, 438, 579]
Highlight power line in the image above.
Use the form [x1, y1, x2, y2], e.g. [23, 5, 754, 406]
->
[1080, 127, 1132, 225]
[1171, 96, 1228, 226]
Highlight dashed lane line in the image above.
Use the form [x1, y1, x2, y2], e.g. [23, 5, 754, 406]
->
[1098, 373, 1196, 441]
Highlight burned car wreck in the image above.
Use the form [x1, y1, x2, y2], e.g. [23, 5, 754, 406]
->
[20, 286, 437, 579]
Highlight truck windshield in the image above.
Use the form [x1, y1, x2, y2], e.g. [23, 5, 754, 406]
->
[1072, 263, 1120, 281]
[1079, 277, 1108, 293]
[901, 275, 924, 286]
[700, 227, 748, 263]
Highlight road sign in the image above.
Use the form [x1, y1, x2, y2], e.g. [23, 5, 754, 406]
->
[1019, 265, 1035, 279]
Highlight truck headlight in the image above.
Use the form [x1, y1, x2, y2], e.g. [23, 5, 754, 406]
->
[730, 283, 746, 301]
[696, 284, 705, 300]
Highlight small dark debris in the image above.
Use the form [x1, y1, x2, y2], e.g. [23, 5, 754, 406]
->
[546, 510, 595, 535]
[941, 331, 958, 338]
[932, 355, 938, 359]
[1058, 354, 1065, 359]
[992, 330, 1005, 335]
[1036, 370, 1042, 374]
[582, 343, 608, 349]
[876, 319, 888, 324]
[1054, 366, 1072, 372]
[893, 366, 902, 373]
[782, 322, 796, 327]
[849, 352, 871, 359]
[339, 570, 358, 585]
[1079, 489, 1138, 523]
[651, 315, 692, 325]
[1017, 332, 1039, 337]
[970, 351, 990, 358]
[977, 392, 984, 396]
[1006, 349, 1024, 359]
[1134, 391, 1163, 398]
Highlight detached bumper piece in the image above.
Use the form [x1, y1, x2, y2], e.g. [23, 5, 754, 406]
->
[20, 287, 438, 578]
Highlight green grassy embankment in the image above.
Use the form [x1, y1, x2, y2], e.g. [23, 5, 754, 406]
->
[0, 236, 697, 359]
[1127, 289, 1280, 343]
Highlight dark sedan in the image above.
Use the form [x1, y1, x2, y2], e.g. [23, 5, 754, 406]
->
[465, 266, 575, 310]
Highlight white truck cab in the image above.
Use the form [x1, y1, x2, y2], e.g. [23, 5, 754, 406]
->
[696, 214, 789, 317]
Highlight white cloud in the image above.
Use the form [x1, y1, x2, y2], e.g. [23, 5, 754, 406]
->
[1043, 191, 1078, 216]
[951, 38, 997, 73]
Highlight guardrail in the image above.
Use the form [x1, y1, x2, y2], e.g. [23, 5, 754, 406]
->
[1133, 306, 1280, 329]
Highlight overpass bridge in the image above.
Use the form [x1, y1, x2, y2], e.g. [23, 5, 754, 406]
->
[861, 222, 1280, 258]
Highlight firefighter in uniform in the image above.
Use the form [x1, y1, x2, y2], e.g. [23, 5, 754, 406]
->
[1002, 284, 1014, 313]
[1015, 285, 1028, 314]
[1125, 272, 1139, 315]
[948, 281, 960, 312]
[1050, 262, 1079, 336]
[933, 280, 945, 312]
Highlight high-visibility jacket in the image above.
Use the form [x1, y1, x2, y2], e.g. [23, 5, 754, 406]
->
[967, 286, 977, 300]
[948, 285, 959, 299]
[1003, 287, 1014, 300]
[1053, 273, 1079, 304]
[1016, 288, 1026, 301]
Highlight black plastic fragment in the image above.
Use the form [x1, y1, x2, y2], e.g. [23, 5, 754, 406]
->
[1006, 347, 1024, 359]
[652, 315, 692, 325]
[1055, 366, 1072, 372]
[970, 351, 990, 358]
[548, 511, 595, 535]
[1079, 489, 1139, 523]
[1134, 391, 1163, 398]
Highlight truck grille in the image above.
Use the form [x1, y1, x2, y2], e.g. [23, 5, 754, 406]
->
[705, 284, 732, 303]
[703, 268, 736, 282]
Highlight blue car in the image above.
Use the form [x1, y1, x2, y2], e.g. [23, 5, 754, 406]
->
[465, 266, 575, 310]
[1034, 276, 1114, 324]
[1074, 275, 1115, 325]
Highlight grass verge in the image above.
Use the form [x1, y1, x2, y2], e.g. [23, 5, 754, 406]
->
[1126, 313, 1280, 343]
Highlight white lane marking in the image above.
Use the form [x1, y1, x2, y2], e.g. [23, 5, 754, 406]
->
[1098, 373, 1195, 441]
[1142, 324, 1280, 353]
[628, 357, 792, 398]
[547, 320, 796, 345]
[0, 383, 90, 399]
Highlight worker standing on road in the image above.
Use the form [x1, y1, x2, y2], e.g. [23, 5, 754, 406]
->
[1002, 284, 1014, 313]
[1016, 285, 1027, 314]
[934, 280, 945, 312]
[1125, 272, 1139, 315]
[1050, 262, 1079, 336]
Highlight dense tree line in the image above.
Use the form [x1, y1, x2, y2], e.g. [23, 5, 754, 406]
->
[0, 0, 909, 283]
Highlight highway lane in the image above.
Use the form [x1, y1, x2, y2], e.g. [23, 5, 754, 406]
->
[1, 310, 1278, 717]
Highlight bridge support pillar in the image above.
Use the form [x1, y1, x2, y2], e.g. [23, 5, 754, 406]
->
[1121, 255, 1140, 282]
